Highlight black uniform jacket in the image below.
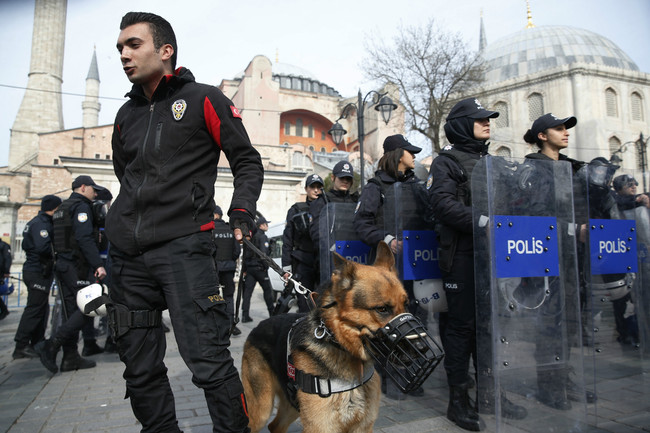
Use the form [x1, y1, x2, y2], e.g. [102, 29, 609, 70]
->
[309, 188, 359, 253]
[281, 200, 314, 269]
[107, 67, 263, 255]
[22, 211, 55, 275]
[429, 143, 487, 254]
[354, 170, 418, 247]
[58, 193, 104, 272]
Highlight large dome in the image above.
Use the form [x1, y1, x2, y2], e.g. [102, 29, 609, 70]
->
[483, 25, 639, 82]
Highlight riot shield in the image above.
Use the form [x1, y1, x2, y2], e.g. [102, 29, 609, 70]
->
[576, 165, 649, 427]
[383, 182, 446, 314]
[472, 156, 588, 431]
[318, 202, 370, 284]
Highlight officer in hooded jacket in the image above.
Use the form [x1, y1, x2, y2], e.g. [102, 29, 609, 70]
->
[13, 195, 61, 359]
[427, 98, 527, 431]
[281, 174, 323, 313]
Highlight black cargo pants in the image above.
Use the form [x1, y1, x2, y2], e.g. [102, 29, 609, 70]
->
[109, 232, 249, 433]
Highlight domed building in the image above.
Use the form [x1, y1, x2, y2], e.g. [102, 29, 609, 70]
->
[477, 18, 649, 178]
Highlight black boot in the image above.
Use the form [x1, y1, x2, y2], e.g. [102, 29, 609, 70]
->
[447, 384, 483, 431]
[60, 350, 96, 372]
[537, 370, 571, 410]
[34, 338, 61, 374]
[241, 313, 252, 323]
[13, 344, 38, 359]
[479, 391, 528, 419]
[82, 339, 104, 356]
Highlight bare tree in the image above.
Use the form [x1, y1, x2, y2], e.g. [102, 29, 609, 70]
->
[363, 19, 485, 154]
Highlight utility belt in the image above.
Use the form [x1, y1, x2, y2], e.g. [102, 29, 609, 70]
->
[108, 304, 163, 339]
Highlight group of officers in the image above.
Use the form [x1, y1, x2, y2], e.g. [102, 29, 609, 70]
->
[12, 175, 112, 372]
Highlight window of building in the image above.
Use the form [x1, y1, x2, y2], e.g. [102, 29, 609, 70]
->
[308, 125, 314, 138]
[494, 146, 512, 158]
[308, 145, 315, 151]
[320, 147, 327, 153]
[106, 154, 111, 159]
[494, 102, 509, 128]
[95, 153, 101, 159]
[528, 93, 544, 121]
[296, 119, 303, 137]
[284, 121, 291, 135]
[321, 131, 326, 140]
[631, 92, 644, 121]
[608, 136, 621, 158]
[605, 87, 618, 117]
[53, 158, 59, 165]
[292, 152, 312, 171]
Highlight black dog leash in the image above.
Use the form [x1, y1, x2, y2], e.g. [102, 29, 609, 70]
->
[241, 238, 315, 311]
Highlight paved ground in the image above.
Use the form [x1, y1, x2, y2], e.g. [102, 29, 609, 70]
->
[0, 291, 648, 433]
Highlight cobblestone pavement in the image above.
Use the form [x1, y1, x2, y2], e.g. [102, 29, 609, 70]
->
[0, 291, 648, 433]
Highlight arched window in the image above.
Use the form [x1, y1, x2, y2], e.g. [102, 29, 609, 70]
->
[308, 145, 315, 151]
[308, 125, 314, 138]
[292, 152, 312, 171]
[605, 88, 618, 117]
[528, 93, 544, 121]
[494, 146, 512, 158]
[609, 136, 621, 159]
[284, 121, 291, 135]
[494, 102, 509, 128]
[296, 119, 303, 137]
[320, 147, 327, 153]
[631, 92, 644, 121]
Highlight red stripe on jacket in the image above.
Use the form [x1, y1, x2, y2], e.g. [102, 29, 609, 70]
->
[204, 97, 222, 149]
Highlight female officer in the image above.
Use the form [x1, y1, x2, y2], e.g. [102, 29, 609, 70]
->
[427, 98, 527, 431]
[353, 134, 423, 400]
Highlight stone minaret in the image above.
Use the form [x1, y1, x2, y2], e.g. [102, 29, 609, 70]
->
[9, 0, 67, 171]
[82, 48, 101, 128]
[479, 10, 487, 52]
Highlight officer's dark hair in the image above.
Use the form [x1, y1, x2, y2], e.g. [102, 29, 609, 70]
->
[120, 12, 178, 70]
[523, 129, 544, 150]
[378, 148, 405, 179]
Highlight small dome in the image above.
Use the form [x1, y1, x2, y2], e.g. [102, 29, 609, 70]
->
[483, 25, 639, 82]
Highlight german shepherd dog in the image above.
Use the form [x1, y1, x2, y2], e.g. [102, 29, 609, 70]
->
[241, 242, 409, 433]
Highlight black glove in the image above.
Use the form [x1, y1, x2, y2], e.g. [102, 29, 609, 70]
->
[229, 210, 255, 238]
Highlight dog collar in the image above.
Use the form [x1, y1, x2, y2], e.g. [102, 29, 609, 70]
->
[289, 358, 375, 398]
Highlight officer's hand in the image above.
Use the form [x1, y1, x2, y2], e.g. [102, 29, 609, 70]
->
[229, 210, 254, 242]
[95, 266, 107, 280]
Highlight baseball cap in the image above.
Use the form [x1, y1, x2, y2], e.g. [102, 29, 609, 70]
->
[256, 216, 270, 226]
[446, 98, 499, 121]
[332, 160, 353, 178]
[383, 135, 422, 154]
[305, 174, 324, 187]
[531, 113, 577, 137]
[213, 205, 223, 217]
[613, 174, 638, 191]
[41, 195, 62, 212]
[71, 175, 106, 191]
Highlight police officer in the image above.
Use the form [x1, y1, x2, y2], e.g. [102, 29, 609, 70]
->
[427, 98, 526, 430]
[309, 160, 359, 280]
[213, 205, 242, 335]
[241, 216, 274, 321]
[0, 238, 12, 321]
[35, 175, 107, 374]
[281, 174, 323, 313]
[13, 195, 61, 359]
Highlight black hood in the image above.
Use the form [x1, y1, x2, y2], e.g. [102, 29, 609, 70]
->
[444, 117, 489, 154]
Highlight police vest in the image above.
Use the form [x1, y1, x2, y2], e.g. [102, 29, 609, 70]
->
[290, 202, 312, 252]
[213, 223, 235, 262]
[53, 197, 82, 254]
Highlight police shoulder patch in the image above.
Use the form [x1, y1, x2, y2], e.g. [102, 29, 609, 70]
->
[426, 174, 434, 190]
[77, 213, 88, 223]
[172, 99, 187, 121]
[40, 230, 49, 238]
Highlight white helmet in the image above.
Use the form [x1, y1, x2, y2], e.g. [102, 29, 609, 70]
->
[413, 279, 448, 313]
[76, 283, 109, 317]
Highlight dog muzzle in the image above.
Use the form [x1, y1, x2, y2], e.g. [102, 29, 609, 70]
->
[365, 313, 444, 393]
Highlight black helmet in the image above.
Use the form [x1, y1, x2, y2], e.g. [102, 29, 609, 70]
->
[588, 157, 619, 190]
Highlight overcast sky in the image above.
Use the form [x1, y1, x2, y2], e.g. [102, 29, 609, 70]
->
[0, 0, 648, 166]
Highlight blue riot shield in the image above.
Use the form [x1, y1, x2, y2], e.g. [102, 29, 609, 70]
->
[318, 202, 370, 284]
[576, 165, 649, 428]
[472, 156, 588, 431]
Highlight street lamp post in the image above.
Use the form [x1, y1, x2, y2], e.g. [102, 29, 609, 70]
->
[610, 132, 649, 191]
[327, 89, 398, 187]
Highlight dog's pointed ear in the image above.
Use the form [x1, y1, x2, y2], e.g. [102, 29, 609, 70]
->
[331, 251, 355, 290]
[333, 252, 347, 269]
[373, 241, 396, 272]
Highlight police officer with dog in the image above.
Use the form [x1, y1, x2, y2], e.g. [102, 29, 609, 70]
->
[281, 174, 323, 313]
[35, 176, 107, 374]
[13, 195, 61, 359]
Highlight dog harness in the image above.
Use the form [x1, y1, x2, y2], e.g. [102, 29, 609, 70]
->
[285, 317, 375, 405]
